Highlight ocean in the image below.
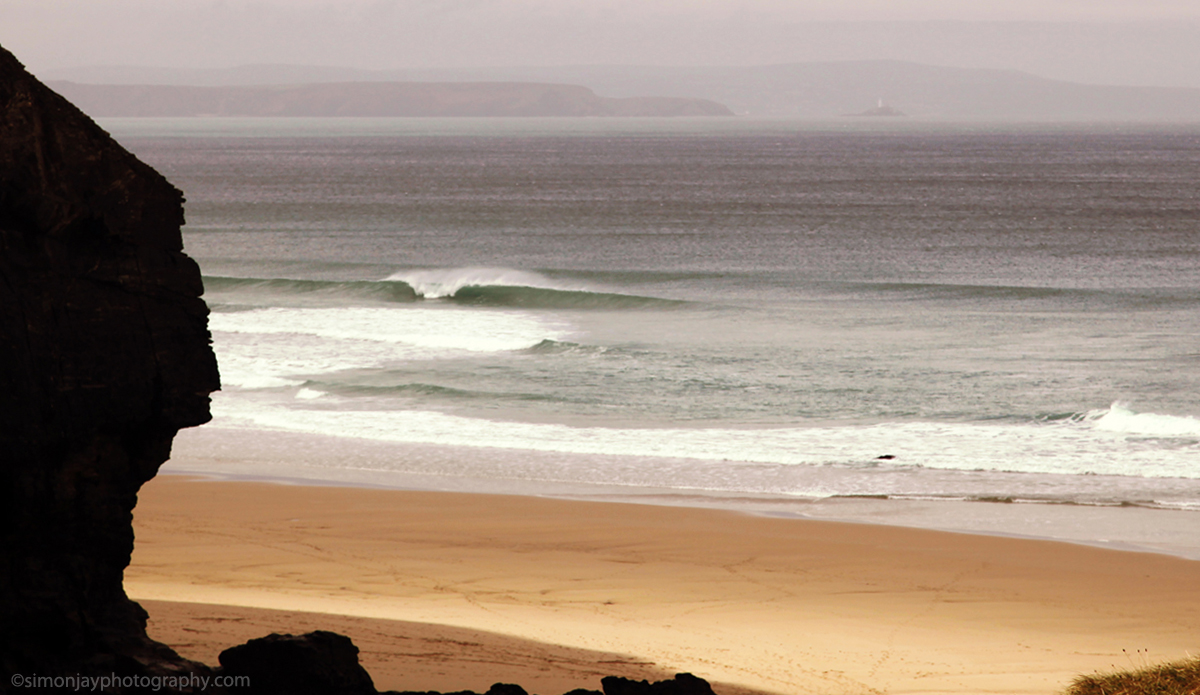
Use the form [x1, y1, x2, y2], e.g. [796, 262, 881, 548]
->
[106, 117, 1200, 558]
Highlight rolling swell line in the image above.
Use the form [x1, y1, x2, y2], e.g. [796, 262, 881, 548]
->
[204, 274, 687, 310]
[447, 284, 687, 310]
[829, 281, 1200, 308]
[297, 379, 570, 404]
[203, 275, 419, 302]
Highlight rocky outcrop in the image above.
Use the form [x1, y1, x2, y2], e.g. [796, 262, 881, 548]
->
[599, 674, 716, 695]
[211, 631, 720, 695]
[383, 671, 716, 695]
[218, 632, 376, 695]
[0, 42, 219, 681]
[212, 631, 721, 695]
[46, 81, 735, 118]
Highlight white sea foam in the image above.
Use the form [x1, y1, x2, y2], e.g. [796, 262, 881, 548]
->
[1086, 402, 1200, 438]
[210, 306, 566, 351]
[209, 306, 572, 388]
[385, 267, 586, 298]
[209, 331, 363, 389]
[224, 373, 305, 389]
[212, 399, 1200, 481]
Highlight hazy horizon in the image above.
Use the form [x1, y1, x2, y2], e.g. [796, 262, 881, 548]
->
[5, 1, 1200, 89]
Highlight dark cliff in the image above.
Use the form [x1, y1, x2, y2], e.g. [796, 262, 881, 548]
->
[0, 43, 219, 680]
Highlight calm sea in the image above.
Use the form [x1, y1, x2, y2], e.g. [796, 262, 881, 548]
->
[106, 118, 1200, 557]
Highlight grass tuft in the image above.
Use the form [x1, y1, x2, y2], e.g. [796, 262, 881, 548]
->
[1065, 653, 1200, 695]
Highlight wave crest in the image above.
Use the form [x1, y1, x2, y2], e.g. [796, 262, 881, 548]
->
[1083, 402, 1200, 438]
[384, 267, 571, 299]
[386, 267, 684, 309]
[207, 269, 683, 310]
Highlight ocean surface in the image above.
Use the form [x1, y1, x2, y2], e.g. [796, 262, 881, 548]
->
[105, 118, 1200, 557]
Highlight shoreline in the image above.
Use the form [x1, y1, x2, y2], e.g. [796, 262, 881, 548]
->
[130, 474, 1200, 695]
[163, 464, 1200, 561]
[164, 422, 1200, 561]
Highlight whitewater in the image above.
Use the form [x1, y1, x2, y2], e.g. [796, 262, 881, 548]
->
[105, 118, 1200, 557]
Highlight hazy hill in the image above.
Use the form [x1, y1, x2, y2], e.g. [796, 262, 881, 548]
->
[47, 61, 1200, 121]
[547, 62, 1200, 120]
[47, 81, 734, 118]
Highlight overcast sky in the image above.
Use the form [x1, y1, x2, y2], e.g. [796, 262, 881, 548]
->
[5, 0, 1200, 87]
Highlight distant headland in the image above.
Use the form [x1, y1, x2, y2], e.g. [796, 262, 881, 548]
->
[47, 60, 1200, 120]
[47, 81, 735, 118]
[845, 100, 906, 117]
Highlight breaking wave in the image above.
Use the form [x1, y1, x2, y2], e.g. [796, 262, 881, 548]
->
[206, 268, 684, 310]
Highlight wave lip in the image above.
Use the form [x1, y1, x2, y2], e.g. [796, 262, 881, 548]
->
[205, 269, 684, 310]
[1085, 402, 1200, 438]
[385, 266, 685, 310]
[384, 267, 576, 299]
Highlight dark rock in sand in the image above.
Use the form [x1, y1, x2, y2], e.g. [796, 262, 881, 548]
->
[384, 683, 529, 695]
[219, 631, 376, 695]
[601, 673, 717, 695]
[385, 674, 715, 695]
[0, 42, 219, 680]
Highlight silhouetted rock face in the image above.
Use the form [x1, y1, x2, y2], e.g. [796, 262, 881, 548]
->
[600, 674, 716, 695]
[0, 42, 219, 679]
[384, 673, 714, 695]
[219, 632, 376, 695]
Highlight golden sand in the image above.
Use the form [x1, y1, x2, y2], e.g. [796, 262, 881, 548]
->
[128, 476, 1200, 694]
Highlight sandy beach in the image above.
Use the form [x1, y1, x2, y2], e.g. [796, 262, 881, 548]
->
[128, 475, 1200, 695]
